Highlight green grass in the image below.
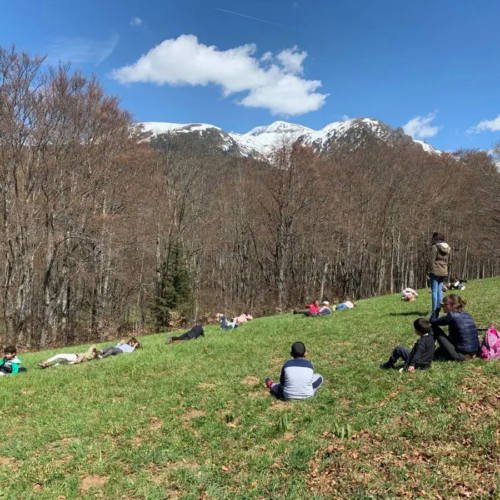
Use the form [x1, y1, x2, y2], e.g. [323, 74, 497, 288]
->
[2, 279, 500, 499]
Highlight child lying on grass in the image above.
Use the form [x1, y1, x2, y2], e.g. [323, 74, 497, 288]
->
[99, 338, 140, 358]
[380, 318, 434, 372]
[38, 345, 98, 368]
[166, 325, 204, 344]
[0, 346, 26, 375]
[265, 342, 323, 400]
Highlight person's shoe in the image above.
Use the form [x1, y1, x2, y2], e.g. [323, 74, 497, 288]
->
[166, 336, 173, 345]
[379, 362, 394, 370]
[265, 377, 274, 388]
[293, 310, 297, 315]
[38, 362, 49, 369]
[97, 355, 103, 359]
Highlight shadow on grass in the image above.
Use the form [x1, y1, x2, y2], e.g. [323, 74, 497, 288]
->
[389, 311, 429, 317]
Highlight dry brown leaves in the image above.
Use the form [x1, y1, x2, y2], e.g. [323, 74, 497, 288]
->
[306, 430, 500, 498]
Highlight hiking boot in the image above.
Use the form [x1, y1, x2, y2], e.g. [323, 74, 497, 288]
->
[265, 377, 274, 388]
[38, 362, 49, 369]
[379, 362, 394, 370]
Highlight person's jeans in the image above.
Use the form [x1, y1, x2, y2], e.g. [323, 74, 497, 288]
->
[101, 347, 124, 359]
[220, 316, 234, 330]
[387, 345, 410, 366]
[270, 374, 324, 399]
[429, 273, 445, 311]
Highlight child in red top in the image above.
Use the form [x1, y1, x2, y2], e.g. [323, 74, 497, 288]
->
[294, 300, 320, 317]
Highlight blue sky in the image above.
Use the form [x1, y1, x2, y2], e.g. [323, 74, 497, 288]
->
[1, 0, 500, 151]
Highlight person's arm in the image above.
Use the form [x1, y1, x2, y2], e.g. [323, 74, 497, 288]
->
[11, 362, 19, 375]
[0, 358, 5, 368]
[279, 364, 286, 387]
[428, 246, 437, 274]
[430, 309, 452, 327]
[405, 340, 425, 371]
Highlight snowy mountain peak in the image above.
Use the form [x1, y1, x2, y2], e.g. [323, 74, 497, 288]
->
[245, 121, 314, 137]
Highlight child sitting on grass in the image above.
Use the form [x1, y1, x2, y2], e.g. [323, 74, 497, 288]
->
[99, 338, 140, 359]
[265, 342, 324, 400]
[0, 346, 25, 375]
[38, 344, 98, 368]
[380, 318, 434, 371]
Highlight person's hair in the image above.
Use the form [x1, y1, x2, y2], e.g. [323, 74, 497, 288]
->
[128, 337, 141, 348]
[3, 346, 17, 355]
[432, 232, 445, 243]
[444, 294, 467, 312]
[291, 341, 306, 358]
[413, 318, 431, 335]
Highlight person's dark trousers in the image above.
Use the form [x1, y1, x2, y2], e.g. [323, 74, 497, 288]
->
[220, 316, 233, 330]
[170, 333, 191, 342]
[101, 347, 124, 359]
[432, 326, 467, 362]
[386, 345, 410, 366]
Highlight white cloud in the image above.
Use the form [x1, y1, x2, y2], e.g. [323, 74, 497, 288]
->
[47, 34, 119, 65]
[403, 112, 442, 139]
[130, 17, 143, 26]
[111, 34, 327, 115]
[276, 46, 306, 74]
[467, 114, 500, 134]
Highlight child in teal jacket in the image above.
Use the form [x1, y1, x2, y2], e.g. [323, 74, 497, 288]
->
[0, 346, 24, 375]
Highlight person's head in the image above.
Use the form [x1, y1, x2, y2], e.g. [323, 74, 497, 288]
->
[314, 300, 320, 307]
[291, 341, 306, 358]
[128, 337, 141, 348]
[322, 301, 330, 306]
[432, 232, 445, 244]
[3, 346, 17, 360]
[413, 318, 431, 336]
[442, 294, 466, 313]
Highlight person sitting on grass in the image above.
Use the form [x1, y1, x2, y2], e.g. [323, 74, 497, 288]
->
[99, 338, 141, 359]
[430, 294, 479, 362]
[38, 344, 98, 368]
[380, 318, 434, 371]
[265, 341, 324, 400]
[167, 325, 204, 344]
[220, 315, 238, 330]
[294, 300, 320, 317]
[0, 346, 26, 375]
[319, 301, 332, 315]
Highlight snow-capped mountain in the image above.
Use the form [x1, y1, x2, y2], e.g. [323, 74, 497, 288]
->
[139, 119, 440, 158]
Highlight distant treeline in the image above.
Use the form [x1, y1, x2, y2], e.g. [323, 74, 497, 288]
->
[1, 46, 499, 347]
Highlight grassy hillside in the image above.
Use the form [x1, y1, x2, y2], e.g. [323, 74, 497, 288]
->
[1, 279, 500, 499]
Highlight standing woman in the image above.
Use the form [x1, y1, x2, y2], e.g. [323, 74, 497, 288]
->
[428, 232, 451, 312]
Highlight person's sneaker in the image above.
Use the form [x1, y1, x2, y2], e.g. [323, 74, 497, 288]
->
[166, 336, 173, 345]
[97, 355, 103, 359]
[265, 377, 274, 388]
[379, 362, 394, 370]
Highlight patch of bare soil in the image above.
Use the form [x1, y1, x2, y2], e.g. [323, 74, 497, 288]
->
[149, 417, 163, 430]
[79, 475, 109, 493]
[241, 376, 260, 386]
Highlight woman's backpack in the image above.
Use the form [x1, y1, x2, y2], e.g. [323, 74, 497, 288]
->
[479, 325, 500, 360]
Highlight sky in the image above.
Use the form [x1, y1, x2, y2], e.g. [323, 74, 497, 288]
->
[1, 0, 500, 151]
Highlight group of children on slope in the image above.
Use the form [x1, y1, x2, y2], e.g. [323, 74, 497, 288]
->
[381, 294, 480, 371]
[293, 299, 355, 317]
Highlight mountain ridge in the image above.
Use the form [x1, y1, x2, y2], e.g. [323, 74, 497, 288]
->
[140, 118, 441, 157]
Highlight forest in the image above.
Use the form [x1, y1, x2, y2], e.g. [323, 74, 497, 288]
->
[1, 47, 499, 347]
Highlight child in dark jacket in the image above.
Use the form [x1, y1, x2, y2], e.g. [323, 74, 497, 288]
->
[380, 318, 434, 371]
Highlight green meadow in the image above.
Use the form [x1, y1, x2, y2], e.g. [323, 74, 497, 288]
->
[1, 278, 500, 499]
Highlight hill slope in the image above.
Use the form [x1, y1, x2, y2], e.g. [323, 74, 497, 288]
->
[1, 279, 500, 498]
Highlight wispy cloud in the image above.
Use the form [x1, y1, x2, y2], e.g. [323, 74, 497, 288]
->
[293, 2, 299, 8]
[467, 114, 500, 134]
[111, 34, 327, 116]
[47, 34, 119, 65]
[213, 7, 284, 27]
[403, 112, 442, 139]
[130, 17, 143, 26]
